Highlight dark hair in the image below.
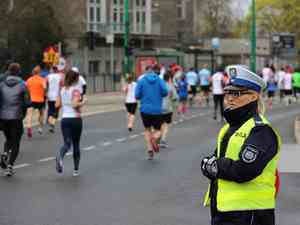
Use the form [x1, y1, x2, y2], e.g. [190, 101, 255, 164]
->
[163, 70, 172, 81]
[126, 74, 133, 83]
[8, 63, 21, 76]
[64, 70, 79, 87]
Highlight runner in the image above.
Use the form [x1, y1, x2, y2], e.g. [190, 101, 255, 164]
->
[211, 67, 225, 121]
[198, 64, 211, 107]
[160, 70, 178, 148]
[0, 63, 31, 176]
[282, 68, 293, 106]
[46, 66, 62, 133]
[277, 66, 286, 102]
[26, 65, 47, 137]
[55, 69, 86, 176]
[123, 74, 137, 132]
[292, 67, 300, 101]
[185, 68, 198, 107]
[135, 65, 168, 160]
[176, 74, 188, 121]
[71, 67, 87, 98]
[266, 65, 278, 109]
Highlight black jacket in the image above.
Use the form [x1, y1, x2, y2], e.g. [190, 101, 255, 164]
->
[0, 75, 31, 120]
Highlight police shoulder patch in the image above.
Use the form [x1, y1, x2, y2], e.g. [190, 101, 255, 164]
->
[241, 145, 259, 164]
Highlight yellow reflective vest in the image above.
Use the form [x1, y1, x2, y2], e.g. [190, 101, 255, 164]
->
[204, 115, 281, 212]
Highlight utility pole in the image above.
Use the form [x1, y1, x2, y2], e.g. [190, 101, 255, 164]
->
[124, 0, 130, 74]
[250, 0, 256, 72]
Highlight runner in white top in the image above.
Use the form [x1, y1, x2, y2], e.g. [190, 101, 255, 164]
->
[277, 67, 286, 102]
[55, 69, 86, 176]
[46, 66, 62, 132]
[211, 69, 225, 121]
[123, 74, 137, 131]
[283, 71, 293, 105]
[71, 67, 87, 97]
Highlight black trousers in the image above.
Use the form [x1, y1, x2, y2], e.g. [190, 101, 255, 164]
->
[211, 209, 275, 225]
[1, 119, 23, 166]
[213, 94, 224, 118]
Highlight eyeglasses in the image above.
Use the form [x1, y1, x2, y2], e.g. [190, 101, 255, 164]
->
[224, 90, 252, 97]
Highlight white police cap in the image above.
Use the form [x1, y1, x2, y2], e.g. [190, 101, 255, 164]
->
[225, 65, 266, 92]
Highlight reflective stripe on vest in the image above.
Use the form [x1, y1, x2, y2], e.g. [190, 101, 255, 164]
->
[203, 115, 281, 212]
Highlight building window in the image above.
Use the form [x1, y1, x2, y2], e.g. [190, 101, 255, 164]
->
[87, 0, 106, 32]
[133, 0, 147, 33]
[177, 0, 186, 20]
[112, 0, 125, 32]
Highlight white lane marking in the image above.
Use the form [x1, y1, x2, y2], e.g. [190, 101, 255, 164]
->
[13, 164, 31, 169]
[38, 157, 55, 162]
[83, 145, 96, 151]
[102, 142, 112, 146]
[116, 138, 127, 142]
[129, 134, 139, 139]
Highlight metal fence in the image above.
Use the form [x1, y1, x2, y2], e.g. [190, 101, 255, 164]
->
[85, 73, 122, 94]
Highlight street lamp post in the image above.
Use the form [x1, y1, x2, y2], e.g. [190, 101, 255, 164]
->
[250, 0, 256, 72]
[124, 0, 130, 74]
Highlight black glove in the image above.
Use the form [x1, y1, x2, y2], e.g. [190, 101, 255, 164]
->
[201, 156, 218, 179]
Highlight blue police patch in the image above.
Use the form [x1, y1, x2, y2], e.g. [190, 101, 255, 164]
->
[241, 145, 259, 164]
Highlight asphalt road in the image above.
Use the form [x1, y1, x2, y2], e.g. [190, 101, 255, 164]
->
[0, 103, 299, 225]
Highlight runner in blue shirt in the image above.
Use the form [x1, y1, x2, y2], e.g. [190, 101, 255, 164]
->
[198, 64, 211, 107]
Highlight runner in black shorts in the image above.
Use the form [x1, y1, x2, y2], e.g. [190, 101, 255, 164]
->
[125, 103, 137, 115]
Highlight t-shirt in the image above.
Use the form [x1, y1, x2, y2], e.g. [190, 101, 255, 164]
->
[283, 73, 292, 90]
[177, 79, 188, 98]
[47, 73, 62, 101]
[61, 86, 82, 118]
[26, 75, 46, 103]
[212, 72, 224, 95]
[292, 72, 300, 88]
[198, 69, 211, 86]
[73, 76, 87, 94]
[262, 67, 272, 83]
[125, 82, 137, 103]
[186, 71, 198, 86]
[277, 70, 286, 90]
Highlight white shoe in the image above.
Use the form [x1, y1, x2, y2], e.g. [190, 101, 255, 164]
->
[73, 170, 79, 177]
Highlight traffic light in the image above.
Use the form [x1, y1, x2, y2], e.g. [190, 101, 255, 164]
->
[87, 31, 95, 50]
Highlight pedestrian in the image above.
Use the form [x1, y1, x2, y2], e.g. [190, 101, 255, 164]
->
[0, 63, 31, 176]
[46, 66, 63, 133]
[185, 68, 198, 107]
[123, 73, 137, 132]
[71, 67, 87, 98]
[201, 65, 281, 225]
[135, 64, 168, 160]
[26, 65, 47, 137]
[176, 74, 188, 121]
[55, 69, 87, 176]
[211, 66, 225, 121]
[198, 64, 211, 107]
[292, 67, 300, 101]
[282, 67, 293, 106]
[160, 70, 178, 148]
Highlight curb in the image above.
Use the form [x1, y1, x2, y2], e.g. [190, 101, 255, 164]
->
[294, 115, 300, 144]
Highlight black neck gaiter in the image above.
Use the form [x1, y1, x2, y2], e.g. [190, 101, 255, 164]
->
[223, 101, 258, 126]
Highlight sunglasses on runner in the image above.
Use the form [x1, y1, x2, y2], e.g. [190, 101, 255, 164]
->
[224, 90, 252, 97]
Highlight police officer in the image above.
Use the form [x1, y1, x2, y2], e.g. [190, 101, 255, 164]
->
[201, 65, 281, 225]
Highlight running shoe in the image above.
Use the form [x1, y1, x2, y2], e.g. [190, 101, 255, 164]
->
[128, 127, 133, 132]
[73, 170, 79, 177]
[38, 127, 43, 135]
[56, 155, 63, 173]
[27, 128, 32, 138]
[147, 151, 154, 160]
[5, 165, 14, 177]
[150, 137, 160, 153]
[0, 153, 8, 169]
[49, 124, 55, 133]
[159, 140, 168, 148]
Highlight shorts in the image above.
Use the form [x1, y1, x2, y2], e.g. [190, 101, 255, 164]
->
[48, 101, 59, 118]
[201, 85, 210, 93]
[140, 112, 163, 130]
[267, 91, 275, 98]
[284, 90, 293, 96]
[188, 85, 197, 96]
[294, 87, 300, 94]
[31, 102, 45, 110]
[162, 112, 173, 124]
[125, 103, 137, 115]
[179, 96, 188, 102]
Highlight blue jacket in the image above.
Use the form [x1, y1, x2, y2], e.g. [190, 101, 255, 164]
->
[135, 72, 168, 115]
[177, 79, 188, 98]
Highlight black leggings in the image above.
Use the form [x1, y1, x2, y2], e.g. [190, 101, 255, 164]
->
[59, 118, 82, 170]
[213, 95, 224, 118]
[2, 119, 23, 166]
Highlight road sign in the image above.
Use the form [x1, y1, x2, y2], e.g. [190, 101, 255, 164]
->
[43, 46, 60, 65]
[57, 57, 66, 71]
[106, 34, 114, 44]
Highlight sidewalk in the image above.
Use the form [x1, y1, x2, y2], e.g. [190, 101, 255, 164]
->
[25, 92, 125, 128]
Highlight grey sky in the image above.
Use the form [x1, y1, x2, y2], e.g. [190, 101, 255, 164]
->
[231, 0, 251, 18]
